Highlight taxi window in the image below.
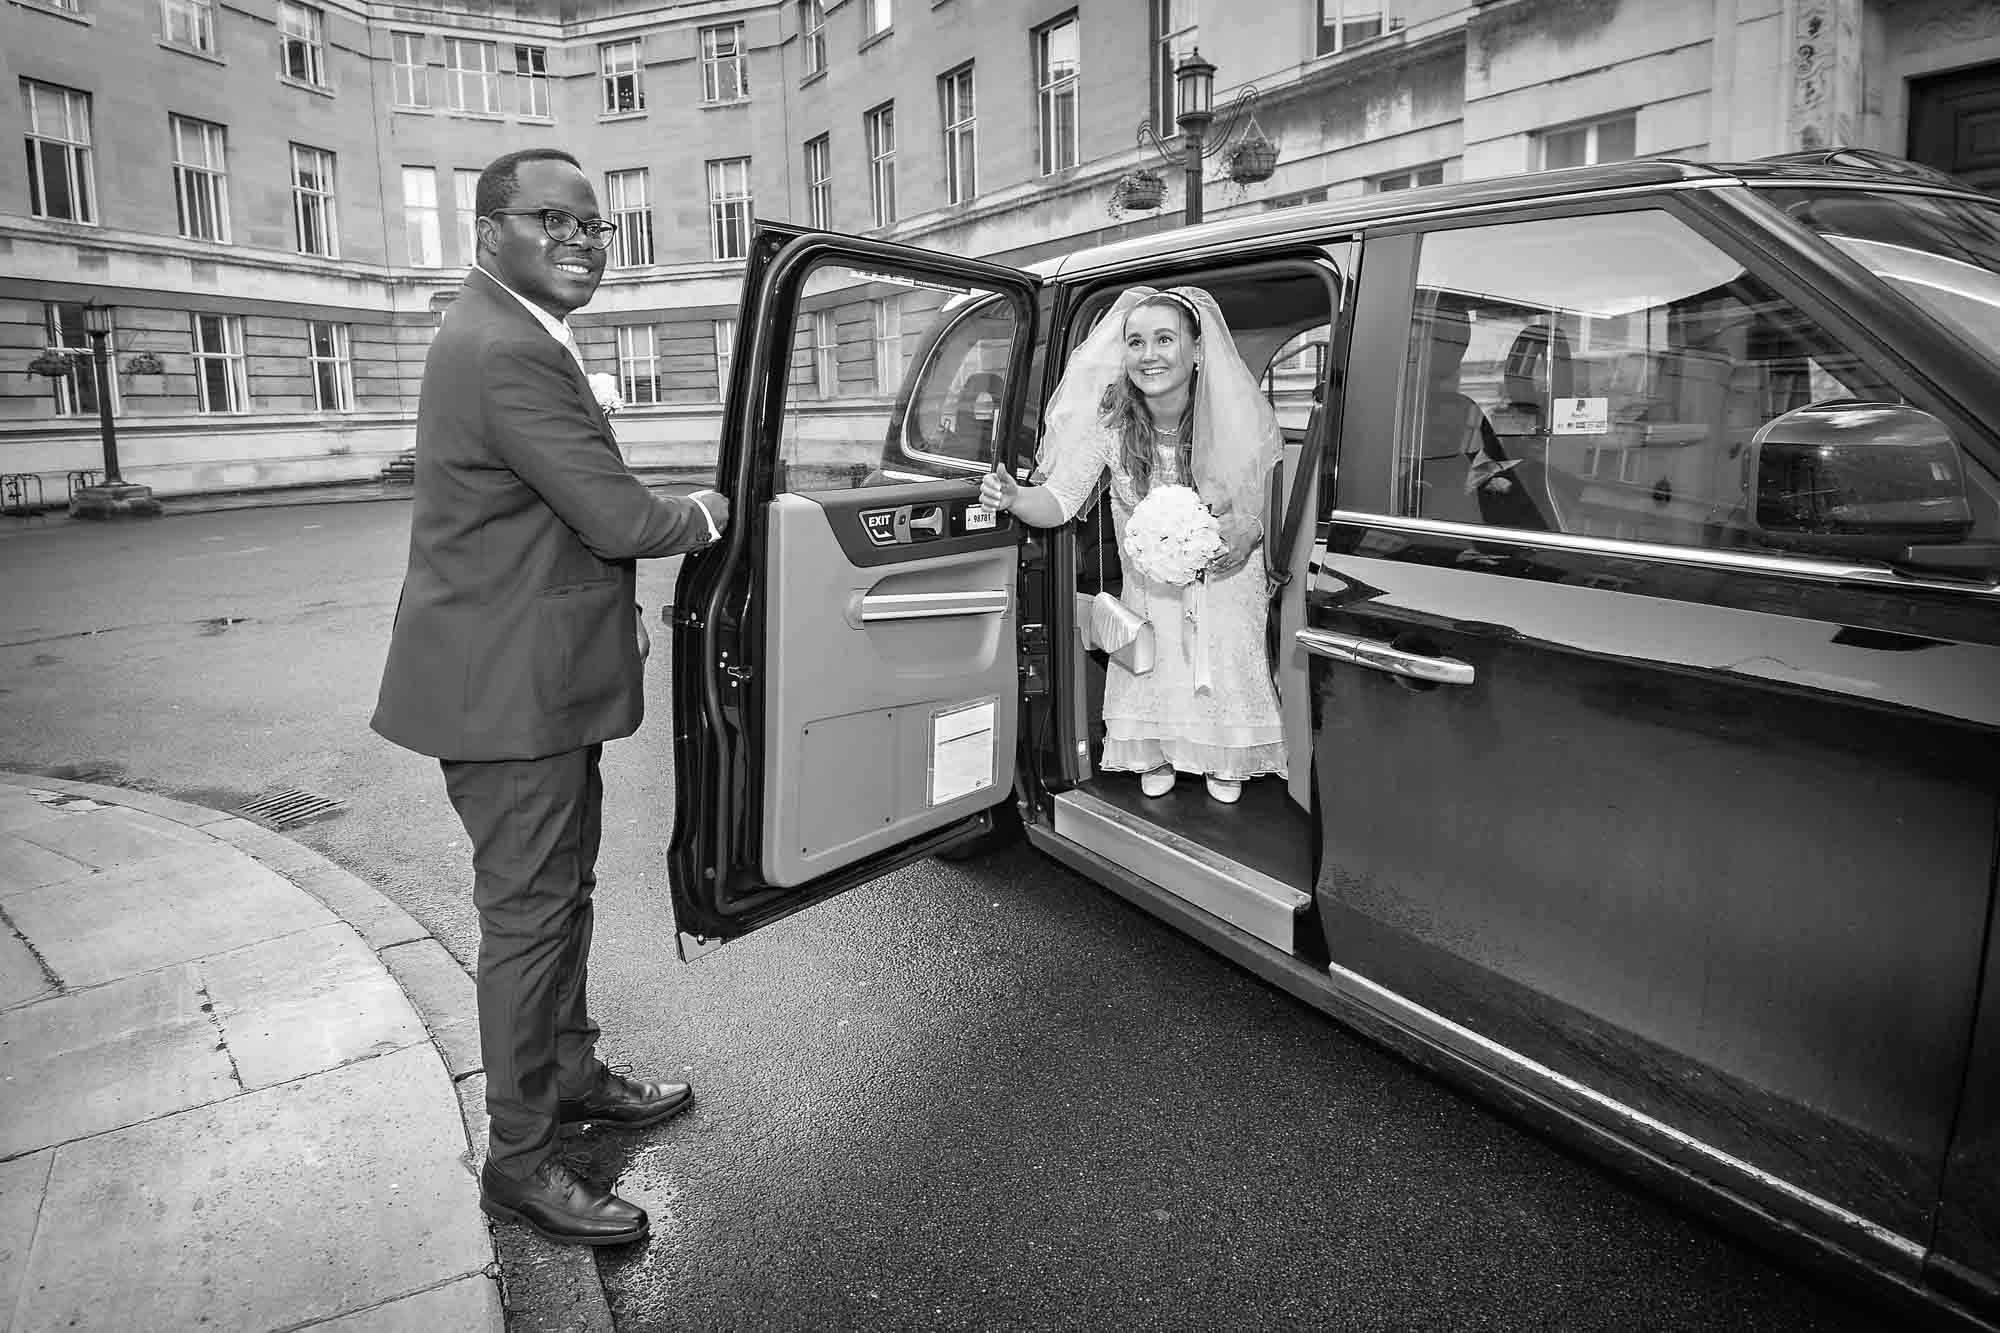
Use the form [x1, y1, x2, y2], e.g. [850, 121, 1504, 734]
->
[1391, 208, 1999, 558]
[776, 264, 1018, 494]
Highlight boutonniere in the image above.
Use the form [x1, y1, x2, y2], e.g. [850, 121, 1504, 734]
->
[587, 372, 624, 417]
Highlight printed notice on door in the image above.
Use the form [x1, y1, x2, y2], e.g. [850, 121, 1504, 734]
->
[929, 698, 997, 806]
[1550, 396, 1610, 435]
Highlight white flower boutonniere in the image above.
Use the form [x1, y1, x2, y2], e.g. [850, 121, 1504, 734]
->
[587, 372, 624, 417]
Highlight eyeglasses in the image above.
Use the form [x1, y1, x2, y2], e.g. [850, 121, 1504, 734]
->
[485, 207, 620, 250]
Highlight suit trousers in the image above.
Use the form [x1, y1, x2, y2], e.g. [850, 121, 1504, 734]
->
[441, 743, 607, 1179]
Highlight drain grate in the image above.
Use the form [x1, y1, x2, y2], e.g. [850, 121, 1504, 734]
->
[237, 787, 345, 828]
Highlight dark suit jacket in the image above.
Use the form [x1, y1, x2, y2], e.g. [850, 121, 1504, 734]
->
[372, 268, 717, 761]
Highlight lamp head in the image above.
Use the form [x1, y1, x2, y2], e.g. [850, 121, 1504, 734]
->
[1175, 47, 1216, 126]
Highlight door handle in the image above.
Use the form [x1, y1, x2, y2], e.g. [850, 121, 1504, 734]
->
[1296, 628, 1476, 686]
[852, 588, 1011, 624]
[896, 505, 946, 542]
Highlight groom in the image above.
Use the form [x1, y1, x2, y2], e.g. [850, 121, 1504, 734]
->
[373, 147, 728, 1246]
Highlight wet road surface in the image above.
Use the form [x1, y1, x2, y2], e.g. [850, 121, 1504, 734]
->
[0, 502, 1897, 1331]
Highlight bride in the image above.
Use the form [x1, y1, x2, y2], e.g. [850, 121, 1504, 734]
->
[979, 286, 1286, 804]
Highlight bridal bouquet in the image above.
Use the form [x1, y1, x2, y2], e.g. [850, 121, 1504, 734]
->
[1123, 484, 1226, 586]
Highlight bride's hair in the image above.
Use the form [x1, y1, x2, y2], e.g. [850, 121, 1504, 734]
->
[1100, 293, 1200, 498]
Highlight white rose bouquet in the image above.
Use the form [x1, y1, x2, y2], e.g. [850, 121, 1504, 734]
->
[1123, 484, 1226, 586]
[587, 372, 624, 417]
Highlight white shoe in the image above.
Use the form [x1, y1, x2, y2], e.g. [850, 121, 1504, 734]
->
[1140, 766, 1176, 798]
[1205, 776, 1242, 804]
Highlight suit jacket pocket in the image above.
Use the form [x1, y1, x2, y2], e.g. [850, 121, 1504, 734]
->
[531, 579, 630, 728]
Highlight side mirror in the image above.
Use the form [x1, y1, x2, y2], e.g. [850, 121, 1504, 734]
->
[1752, 400, 1975, 563]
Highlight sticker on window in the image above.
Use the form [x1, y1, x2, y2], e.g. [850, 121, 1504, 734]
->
[929, 698, 997, 806]
[1551, 396, 1610, 435]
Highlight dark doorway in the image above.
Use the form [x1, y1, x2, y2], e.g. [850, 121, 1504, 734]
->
[1909, 62, 2000, 193]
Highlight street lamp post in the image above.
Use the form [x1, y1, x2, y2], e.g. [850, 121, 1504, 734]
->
[1174, 49, 1217, 226]
[1122, 49, 1274, 228]
[69, 302, 160, 519]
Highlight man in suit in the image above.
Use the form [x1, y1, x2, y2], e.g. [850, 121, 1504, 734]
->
[373, 147, 729, 1247]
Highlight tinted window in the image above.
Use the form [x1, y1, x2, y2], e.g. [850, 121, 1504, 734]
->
[1390, 208, 1998, 556]
[777, 264, 1018, 494]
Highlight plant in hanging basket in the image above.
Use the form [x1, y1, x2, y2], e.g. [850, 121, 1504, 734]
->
[1112, 169, 1166, 211]
[1225, 134, 1279, 184]
[125, 351, 164, 376]
[26, 348, 81, 379]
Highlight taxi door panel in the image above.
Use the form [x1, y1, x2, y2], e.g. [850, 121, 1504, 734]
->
[668, 227, 1039, 952]
[761, 488, 1017, 887]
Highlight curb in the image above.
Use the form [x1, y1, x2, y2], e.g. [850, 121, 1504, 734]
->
[0, 771, 616, 1333]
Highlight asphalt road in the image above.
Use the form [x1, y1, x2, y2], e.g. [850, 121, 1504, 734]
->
[0, 500, 1894, 1332]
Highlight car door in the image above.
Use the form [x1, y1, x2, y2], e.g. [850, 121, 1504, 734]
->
[1308, 198, 2000, 1263]
[669, 224, 1040, 958]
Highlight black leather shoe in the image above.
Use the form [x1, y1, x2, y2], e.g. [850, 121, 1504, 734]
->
[480, 1156, 647, 1247]
[558, 1069, 693, 1129]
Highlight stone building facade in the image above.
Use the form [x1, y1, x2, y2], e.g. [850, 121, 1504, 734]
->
[2, 0, 1996, 497]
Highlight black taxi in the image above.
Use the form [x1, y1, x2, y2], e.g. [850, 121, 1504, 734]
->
[668, 155, 2000, 1330]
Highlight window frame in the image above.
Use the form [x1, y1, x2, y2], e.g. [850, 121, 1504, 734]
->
[277, 0, 327, 87]
[804, 134, 832, 230]
[403, 165, 442, 267]
[812, 307, 839, 397]
[800, 0, 826, 77]
[306, 319, 353, 411]
[939, 64, 976, 205]
[1315, 0, 1384, 58]
[865, 101, 897, 228]
[191, 312, 247, 414]
[707, 157, 752, 261]
[170, 114, 230, 243]
[601, 39, 645, 114]
[291, 143, 338, 257]
[863, 0, 892, 39]
[453, 168, 479, 265]
[1149, 0, 1195, 138]
[391, 32, 429, 108]
[700, 22, 749, 103]
[616, 324, 659, 406]
[513, 44, 550, 118]
[1538, 112, 1638, 170]
[874, 297, 903, 395]
[23, 81, 97, 225]
[443, 37, 500, 115]
[161, 0, 217, 54]
[606, 167, 656, 268]
[714, 317, 737, 400]
[1035, 14, 1080, 176]
[44, 302, 117, 418]
[1374, 162, 1445, 193]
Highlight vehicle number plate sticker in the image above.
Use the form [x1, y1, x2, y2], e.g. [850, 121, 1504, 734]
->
[1550, 396, 1610, 435]
[929, 697, 997, 806]
[964, 502, 997, 532]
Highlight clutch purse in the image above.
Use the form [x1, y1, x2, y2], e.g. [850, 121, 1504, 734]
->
[1076, 590, 1155, 675]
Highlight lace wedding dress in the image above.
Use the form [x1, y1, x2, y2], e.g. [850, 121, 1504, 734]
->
[1043, 427, 1287, 782]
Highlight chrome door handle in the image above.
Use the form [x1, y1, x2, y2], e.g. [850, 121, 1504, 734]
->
[852, 589, 1011, 624]
[1295, 628, 1475, 686]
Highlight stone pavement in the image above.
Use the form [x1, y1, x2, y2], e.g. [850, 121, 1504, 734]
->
[0, 772, 504, 1332]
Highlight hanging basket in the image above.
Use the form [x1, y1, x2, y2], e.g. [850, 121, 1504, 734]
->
[125, 351, 163, 376]
[1226, 133, 1279, 185]
[1111, 169, 1166, 212]
[27, 348, 81, 379]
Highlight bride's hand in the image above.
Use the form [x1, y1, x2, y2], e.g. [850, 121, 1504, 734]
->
[979, 464, 1019, 512]
[1210, 512, 1263, 575]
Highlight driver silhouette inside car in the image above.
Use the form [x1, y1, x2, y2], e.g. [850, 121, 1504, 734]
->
[1414, 306, 1550, 531]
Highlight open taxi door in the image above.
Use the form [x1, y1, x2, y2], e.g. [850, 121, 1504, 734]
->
[667, 224, 1042, 959]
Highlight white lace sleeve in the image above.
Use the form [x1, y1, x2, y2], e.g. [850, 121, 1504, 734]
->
[1036, 419, 1116, 523]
